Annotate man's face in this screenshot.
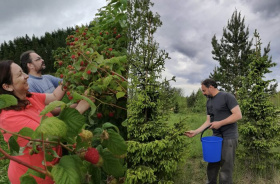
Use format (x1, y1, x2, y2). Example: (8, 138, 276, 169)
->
(201, 84, 213, 98)
(29, 52, 46, 73)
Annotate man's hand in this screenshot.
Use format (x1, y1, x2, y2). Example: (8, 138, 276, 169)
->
(184, 130, 197, 137)
(209, 121, 222, 130)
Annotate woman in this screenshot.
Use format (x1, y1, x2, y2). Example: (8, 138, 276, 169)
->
(0, 60, 90, 184)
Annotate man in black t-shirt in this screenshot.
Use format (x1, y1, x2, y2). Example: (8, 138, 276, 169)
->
(184, 78, 242, 184)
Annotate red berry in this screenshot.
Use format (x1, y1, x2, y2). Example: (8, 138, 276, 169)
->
(87, 70, 91, 75)
(108, 112, 114, 117)
(83, 32, 86, 36)
(58, 61, 63, 66)
(99, 32, 102, 36)
(74, 37, 78, 41)
(80, 61, 84, 66)
(86, 51, 90, 55)
(66, 91, 71, 96)
(68, 95, 73, 100)
(97, 113, 102, 119)
(84, 148, 100, 165)
(73, 143, 76, 149)
(60, 74, 63, 78)
(108, 48, 113, 51)
(71, 55, 76, 59)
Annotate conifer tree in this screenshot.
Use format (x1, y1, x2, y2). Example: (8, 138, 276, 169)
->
(210, 10, 253, 96)
(237, 30, 280, 172)
(126, 0, 187, 183)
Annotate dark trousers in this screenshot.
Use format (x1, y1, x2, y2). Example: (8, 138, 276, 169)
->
(206, 138, 238, 184)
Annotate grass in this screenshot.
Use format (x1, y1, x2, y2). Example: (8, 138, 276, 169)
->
(169, 111, 280, 184)
(0, 134, 9, 184)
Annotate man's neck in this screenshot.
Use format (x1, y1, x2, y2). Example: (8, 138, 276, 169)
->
(212, 89, 220, 97)
(28, 71, 42, 77)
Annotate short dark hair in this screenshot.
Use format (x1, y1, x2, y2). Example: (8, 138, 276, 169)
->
(20, 50, 35, 73)
(0, 60, 32, 111)
(201, 78, 218, 88)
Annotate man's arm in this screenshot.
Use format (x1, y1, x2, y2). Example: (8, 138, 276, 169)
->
(210, 105, 242, 130)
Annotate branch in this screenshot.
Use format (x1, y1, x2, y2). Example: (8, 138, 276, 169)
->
(0, 128, 58, 145)
(0, 147, 50, 177)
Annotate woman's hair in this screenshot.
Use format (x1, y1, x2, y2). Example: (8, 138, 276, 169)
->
(0, 60, 32, 111)
(201, 78, 218, 88)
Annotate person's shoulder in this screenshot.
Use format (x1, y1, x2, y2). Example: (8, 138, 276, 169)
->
(219, 91, 234, 97)
(28, 92, 46, 101)
(43, 74, 60, 80)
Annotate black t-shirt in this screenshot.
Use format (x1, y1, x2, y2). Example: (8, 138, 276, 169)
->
(206, 91, 239, 139)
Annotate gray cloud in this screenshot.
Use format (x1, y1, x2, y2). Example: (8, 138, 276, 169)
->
(243, 0, 280, 18)
(0, 0, 106, 44)
(151, 0, 280, 96)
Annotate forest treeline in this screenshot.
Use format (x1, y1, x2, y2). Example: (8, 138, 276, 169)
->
(0, 27, 76, 73)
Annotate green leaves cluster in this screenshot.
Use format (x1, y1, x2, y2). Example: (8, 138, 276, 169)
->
(53, 0, 128, 124)
(4, 99, 127, 183)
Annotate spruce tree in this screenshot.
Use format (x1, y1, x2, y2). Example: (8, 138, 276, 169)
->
(210, 10, 253, 96)
(237, 30, 280, 173)
(126, 0, 187, 183)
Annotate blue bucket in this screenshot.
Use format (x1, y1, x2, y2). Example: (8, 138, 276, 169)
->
(200, 126, 223, 163)
(201, 136, 223, 162)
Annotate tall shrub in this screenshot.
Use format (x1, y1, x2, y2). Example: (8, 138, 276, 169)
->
(237, 30, 280, 173)
(126, 0, 187, 183)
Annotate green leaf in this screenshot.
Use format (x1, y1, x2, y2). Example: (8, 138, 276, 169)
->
(8, 135, 20, 155)
(35, 117, 67, 138)
(102, 129, 127, 155)
(20, 174, 37, 184)
(45, 148, 60, 162)
(25, 168, 46, 179)
(102, 122, 119, 133)
(72, 92, 97, 116)
(103, 75, 113, 88)
(88, 64, 98, 73)
(0, 94, 17, 109)
(88, 165, 101, 184)
(101, 149, 125, 177)
(95, 52, 104, 63)
(52, 155, 83, 184)
(40, 101, 66, 116)
(116, 91, 125, 99)
(58, 107, 86, 141)
(18, 127, 34, 138)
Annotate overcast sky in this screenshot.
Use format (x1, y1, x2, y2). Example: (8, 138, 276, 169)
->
(152, 0, 280, 96)
(0, 0, 107, 44)
(1, 0, 280, 96)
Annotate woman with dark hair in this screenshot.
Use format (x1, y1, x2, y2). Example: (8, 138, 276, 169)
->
(0, 60, 90, 184)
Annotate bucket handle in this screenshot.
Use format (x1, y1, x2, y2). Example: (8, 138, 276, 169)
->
(200, 125, 211, 141)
